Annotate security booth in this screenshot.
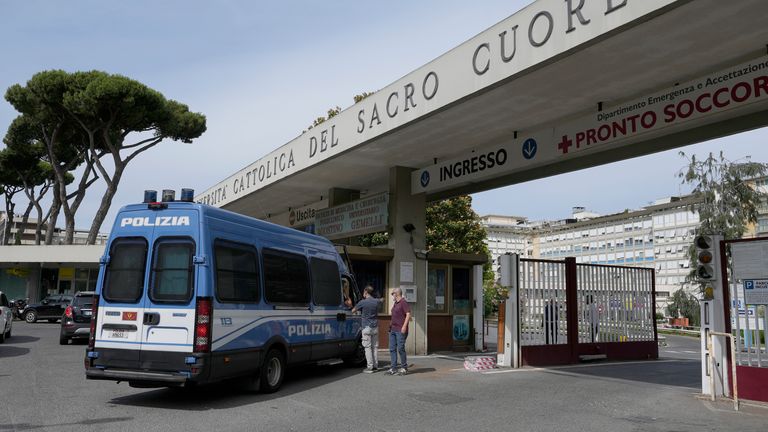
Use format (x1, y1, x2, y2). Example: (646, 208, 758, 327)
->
(340, 245, 486, 353)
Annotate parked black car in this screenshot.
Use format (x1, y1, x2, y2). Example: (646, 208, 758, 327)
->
(23, 295, 74, 323)
(60, 291, 95, 345)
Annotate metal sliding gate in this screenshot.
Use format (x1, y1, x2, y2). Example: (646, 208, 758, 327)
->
(519, 258, 658, 366)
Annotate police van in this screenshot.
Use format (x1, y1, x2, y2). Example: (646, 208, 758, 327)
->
(85, 189, 363, 392)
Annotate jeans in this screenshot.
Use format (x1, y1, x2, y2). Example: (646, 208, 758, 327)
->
(389, 330, 407, 370)
(361, 326, 379, 369)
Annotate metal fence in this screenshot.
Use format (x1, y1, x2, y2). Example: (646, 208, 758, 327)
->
(519, 259, 567, 346)
(519, 259, 655, 347)
(729, 281, 767, 368)
(519, 260, 568, 346)
(575, 264, 655, 343)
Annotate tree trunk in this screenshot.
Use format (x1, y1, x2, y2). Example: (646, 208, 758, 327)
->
(3, 193, 16, 246)
(34, 198, 44, 245)
(87, 165, 124, 245)
(45, 191, 61, 245)
(15, 201, 34, 245)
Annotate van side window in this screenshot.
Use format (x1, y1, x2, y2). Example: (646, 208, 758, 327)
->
(215, 241, 260, 303)
(310, 258, 341, 306)
(263, 249, 309, 305)
(150, 238, 195, 303)
(103, 238, 148, 303)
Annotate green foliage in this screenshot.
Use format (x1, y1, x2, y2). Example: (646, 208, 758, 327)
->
(427, 195, 494, 284)
(483, 279, 508, 317)
(427, 195, 489, 254)
(666, 288, 700, 326)
(353, 92, 374, 103)
(679, 151, 768, 239)
(358, 231, 388, 247)
(678, 151, 768, 289)
(307, 91, 374, 131)
(4, 69, 207, 244)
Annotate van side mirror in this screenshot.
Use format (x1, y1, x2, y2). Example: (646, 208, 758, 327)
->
(42, 299, 49, 305)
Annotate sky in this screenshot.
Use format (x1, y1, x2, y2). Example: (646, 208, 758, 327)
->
(1, 0, 767, 232)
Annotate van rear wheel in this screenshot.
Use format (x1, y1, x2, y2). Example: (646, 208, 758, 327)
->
(259, 349, 285, 393)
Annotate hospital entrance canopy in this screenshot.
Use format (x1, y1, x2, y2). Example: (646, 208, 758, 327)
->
(198, 0, 768, 219)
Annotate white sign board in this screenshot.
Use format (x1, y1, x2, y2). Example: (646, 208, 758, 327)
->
(400, 261, 414, 283)
(315, 193, 389, 240)
(743, 279, 768, 305)
(197, 0, 679, 207)
(731, 240, 768, 280)
(413, 56, 768, 194)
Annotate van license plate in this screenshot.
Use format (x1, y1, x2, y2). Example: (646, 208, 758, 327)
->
(111, 330, 127, 339)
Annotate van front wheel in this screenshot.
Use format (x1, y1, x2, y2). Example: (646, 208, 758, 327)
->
(260, 349, 285, 393)
(343, 338, 366, 367)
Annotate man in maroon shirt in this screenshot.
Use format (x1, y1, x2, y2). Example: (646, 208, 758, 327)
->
(387, 287, 411, 375)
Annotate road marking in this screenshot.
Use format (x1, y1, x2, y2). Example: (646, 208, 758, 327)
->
(683, 350, 698, 354)
(665, 350, 680, 353)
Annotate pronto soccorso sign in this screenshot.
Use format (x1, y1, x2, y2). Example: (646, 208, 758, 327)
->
(197, 0, 678, 207)
(413, 56, 768, 194)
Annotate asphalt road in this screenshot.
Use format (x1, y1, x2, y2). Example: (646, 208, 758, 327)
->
(1, 323, 766, 432)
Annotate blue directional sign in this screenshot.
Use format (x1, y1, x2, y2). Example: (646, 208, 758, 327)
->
(522, 138, 537, 160)
(420, 170, 430, 187)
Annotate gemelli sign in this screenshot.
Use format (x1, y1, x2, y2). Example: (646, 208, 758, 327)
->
(197, 0, 678, 207)
(315, 193, 389, 240)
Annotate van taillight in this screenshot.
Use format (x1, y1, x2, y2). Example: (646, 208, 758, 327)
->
(88, 296, 99, 350)
(194, 297, 212, 353)
(64, 306, 73, 318)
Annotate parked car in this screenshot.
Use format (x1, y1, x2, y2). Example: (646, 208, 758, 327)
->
(60, 291, 95, 345)
(0, 291, 13, 343)
(23, 294, 74, 323)
(10, 298, 28, 320)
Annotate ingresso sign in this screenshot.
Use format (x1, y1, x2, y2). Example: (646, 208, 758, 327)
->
(196, 0, 678, 207)
(412, 56, 768, 194)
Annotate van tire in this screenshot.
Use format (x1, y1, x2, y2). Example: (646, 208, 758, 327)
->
(59, 334, 69, 345)
(0, 330, 5, 343)
(259, 349, 285, 393)
(343, 338, 366, 367)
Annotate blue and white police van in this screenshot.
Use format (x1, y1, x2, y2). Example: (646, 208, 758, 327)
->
(85, 189, 363, 392)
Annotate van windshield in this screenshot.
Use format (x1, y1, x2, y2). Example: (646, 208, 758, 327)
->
(103, 238, 148, 303)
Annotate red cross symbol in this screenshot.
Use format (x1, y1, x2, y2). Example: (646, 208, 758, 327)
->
(558, 135, 573, 154)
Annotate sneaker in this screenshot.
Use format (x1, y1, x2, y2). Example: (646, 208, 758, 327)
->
(385, 368, 397, 375)
(397, 368, 408, 376)
(363, 367, 375, 374)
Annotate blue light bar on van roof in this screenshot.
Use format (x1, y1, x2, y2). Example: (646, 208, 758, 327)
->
(162, 189, 175, 202)
(180, 188, 195, 202)
(143, 190, 157, 203)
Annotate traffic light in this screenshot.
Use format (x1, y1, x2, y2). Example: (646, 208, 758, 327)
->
(694, 234, 722, 282)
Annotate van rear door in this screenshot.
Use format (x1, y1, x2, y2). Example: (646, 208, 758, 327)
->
(95, 236, 151, 368)
(139, 232, 197, 370)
